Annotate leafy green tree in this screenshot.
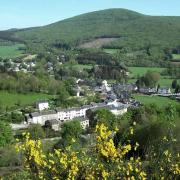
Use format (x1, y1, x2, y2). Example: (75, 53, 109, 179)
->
(54, 120, 83, 149)
(56, 85, 70, 107)
(0, 121, 13, 147)
(175, 84, 180, 93)
(28, 124, 45, 140)
(61, 120, 83, 142)
(11, 112, 24, 123)
(136, 71, 160, 88)
(172, 79, 177, 89)
(144, 71, 160, 87)
(87, 109, 117, 130)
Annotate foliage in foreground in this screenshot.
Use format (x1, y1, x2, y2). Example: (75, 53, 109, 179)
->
(13, 123, 180, 180)
(0, 121, 13, 147)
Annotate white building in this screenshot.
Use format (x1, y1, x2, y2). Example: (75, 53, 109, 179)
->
(102, 80, 111, 92)
(158, 87, 171, 94)
(76, 86, 81, 97)
(109, 105, 128, 116)
(45, 120, 60, 131)
(26, 110, 58, 126)
(26, 102, 127, 130)
(72, 117, 89, 130)
(80, 118, 89, 129)
(36, 100, 49, 111)
(139, 87, 157, 94)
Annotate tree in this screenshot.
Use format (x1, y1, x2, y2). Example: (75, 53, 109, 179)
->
(0, 121, 13, 147)
(136, 71, 160, 88)
(61, 120, 83, 146)
(54, 120, 83, 149)
(56, 85, 70, 107)
(87, 109, 117, 130)
(172, 80, 177, 89)
(175, 84, 180, 93)
(28, 124, 45, 140)
(144, 71, 160, 87)
(11, 112, 24, 123)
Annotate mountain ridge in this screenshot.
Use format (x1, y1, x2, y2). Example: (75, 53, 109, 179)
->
(1, 8, 180, 52)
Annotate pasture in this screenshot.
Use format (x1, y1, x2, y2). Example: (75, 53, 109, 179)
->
(129, 78, 177, 87)
(128, 67, 165, 78)
(133, 94, 179, 107)
(103, 48, 119, 54)
(0, 91, 52, 110)
(71, 64, 93, 70)
(172, 54, 180, 61)
(0, 44, 25, 59)
(128, 66, 175, 87)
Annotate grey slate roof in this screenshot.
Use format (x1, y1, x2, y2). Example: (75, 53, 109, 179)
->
(30, 110, 57, 117)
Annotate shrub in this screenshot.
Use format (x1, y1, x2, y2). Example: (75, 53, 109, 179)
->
(15, 124, 179, 179)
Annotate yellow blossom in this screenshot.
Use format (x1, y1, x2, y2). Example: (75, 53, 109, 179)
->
(102, 170, 109, 179)
(130, 127, 134, 135)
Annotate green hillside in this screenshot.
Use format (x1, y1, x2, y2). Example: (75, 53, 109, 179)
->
(12, 8, 180, 49)
(0, 8, 180, 66)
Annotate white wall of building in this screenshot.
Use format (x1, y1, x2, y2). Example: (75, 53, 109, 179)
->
(37, 102, 49, 111)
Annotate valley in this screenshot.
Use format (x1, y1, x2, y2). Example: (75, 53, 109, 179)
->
(0, 7, 179, 179)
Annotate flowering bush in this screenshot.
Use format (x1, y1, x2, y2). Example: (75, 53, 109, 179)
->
(15, 124, 180, 180)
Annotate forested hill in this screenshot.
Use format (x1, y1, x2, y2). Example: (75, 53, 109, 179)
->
(3, 8, 180, 51)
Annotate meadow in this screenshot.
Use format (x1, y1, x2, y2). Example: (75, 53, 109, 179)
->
(70, 64, 93, 70)
(172, 54, 180, 61)
(128, 66, 176, 87)
(0, 91, 52, 110)
(128, 67, 165, 77)
(133, 94, 179, 107)
(103, 48, 119, 54)
(0, 44, 25, 59)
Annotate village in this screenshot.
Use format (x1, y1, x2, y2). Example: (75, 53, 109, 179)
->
(11, 78, 179, 132)
(0, 2, 180, 178)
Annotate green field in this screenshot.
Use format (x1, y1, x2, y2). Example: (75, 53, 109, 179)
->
(103, 48, 119, 54)
(0, 44, 25, 58)
(128, 67, 165, 78)
(172, 54, 180, 61)
(128, 67, 175, 87)
(63, 64, 92, 71)
(158, 78, 179, 87)
(133, 94, 179, 107)
(69, 64, 93, 70)
(129, 78, 178, 87)
(0, 91, 52, 109)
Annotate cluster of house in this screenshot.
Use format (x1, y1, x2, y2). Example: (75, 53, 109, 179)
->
(0, 53, 64, 74)
(139, 87, 171, 94)
(25, 80, 172, 132)
(94, 81, 140, 106)
(0, 59, 36, 73)
(25, 99, 128, 131)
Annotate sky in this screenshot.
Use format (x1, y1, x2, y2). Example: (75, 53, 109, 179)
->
(0, 0, 180, 30)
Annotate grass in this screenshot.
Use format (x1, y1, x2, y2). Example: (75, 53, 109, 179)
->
(70, 64, 92, 70)
(103, 48, 119, 54)
(0, 44, 25, 59)
(65, 64, 92, 71)
(128, 66, 175, 87)
(158, 78, 178, 87)
(128, 78, 177, 87)
(172, 54, 180, 61)
(128, 67, 165, 78)
(133, 94, 179, 107)
(0, 91, 52, 109)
